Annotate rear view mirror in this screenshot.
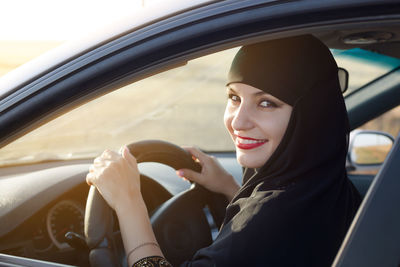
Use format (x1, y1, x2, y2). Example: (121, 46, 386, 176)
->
(349, 130, 394, 166)
(338, 67, 349, 93)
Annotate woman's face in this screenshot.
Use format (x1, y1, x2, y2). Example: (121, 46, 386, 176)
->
(224, 83, 293, 168)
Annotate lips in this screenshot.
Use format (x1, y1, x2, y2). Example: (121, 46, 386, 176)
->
(235, 135, 268, 150)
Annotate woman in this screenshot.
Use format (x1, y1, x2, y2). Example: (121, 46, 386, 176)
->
(86, 35, 361, 266)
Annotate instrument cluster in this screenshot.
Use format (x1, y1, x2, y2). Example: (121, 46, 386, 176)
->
(30, 199, 85, 253)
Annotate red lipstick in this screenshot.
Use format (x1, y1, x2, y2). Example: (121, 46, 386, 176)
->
(235, 135, 267, 150)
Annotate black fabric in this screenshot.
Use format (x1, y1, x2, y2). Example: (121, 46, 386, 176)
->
(227, 35, 337, 106)
(181, 35, 361, 267)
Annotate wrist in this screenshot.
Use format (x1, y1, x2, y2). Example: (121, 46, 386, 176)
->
(115, 193, 146, 216)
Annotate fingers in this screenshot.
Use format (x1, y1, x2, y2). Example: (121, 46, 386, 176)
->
(87, 161, 107, 186)
(87, 148, 125, 186)
(183, 146, 205, 158)
(182, 146, 210, 165)
(86, 171, 95, 186)
(121, 146, 138, 169)
(176, 168, 201, 183)
(101, 149, 119, 160)
(93, 148, 134, 166)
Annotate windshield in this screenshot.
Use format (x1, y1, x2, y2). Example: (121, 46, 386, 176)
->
(1, 47, 400, 167)
(332, 48, 400, 94)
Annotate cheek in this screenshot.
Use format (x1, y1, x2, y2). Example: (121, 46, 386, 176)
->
(273, 120, 289, 142)
(271, 109, 292, 143)
(223, 107, 233, 133)
(258, 110, 291, 142)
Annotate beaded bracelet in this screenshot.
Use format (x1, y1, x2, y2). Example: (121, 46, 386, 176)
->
(127, 242, 160, 262)
(132, 256, 172, 267)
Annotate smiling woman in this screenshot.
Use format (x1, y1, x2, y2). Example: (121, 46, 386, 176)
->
(224, 84, 292, 168)
(0, 45, 398, 167)
(1, 1, 400, 266)
(86, 35, 362, 267)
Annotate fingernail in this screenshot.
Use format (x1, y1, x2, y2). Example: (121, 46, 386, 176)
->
(176, 170, 183, 177)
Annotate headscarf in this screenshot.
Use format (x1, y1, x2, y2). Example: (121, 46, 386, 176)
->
(183, 35, 361, 266)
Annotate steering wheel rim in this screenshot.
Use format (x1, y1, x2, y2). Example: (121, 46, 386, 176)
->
(84, 140, 227, 267)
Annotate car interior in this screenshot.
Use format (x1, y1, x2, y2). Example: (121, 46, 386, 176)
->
(0, 4, 399, 266)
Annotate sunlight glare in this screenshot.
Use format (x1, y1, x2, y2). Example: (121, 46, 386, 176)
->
(0, 0, 143, 41)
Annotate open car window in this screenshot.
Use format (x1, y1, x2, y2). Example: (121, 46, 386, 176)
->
(0, 48, 239, 167)
(1, 47, 400, 167)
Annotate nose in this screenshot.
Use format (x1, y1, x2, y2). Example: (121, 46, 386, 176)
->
(231, 104, 253, 131)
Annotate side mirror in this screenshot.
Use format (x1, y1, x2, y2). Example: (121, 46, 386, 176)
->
(338, 67, 349, 93)
(348, 130, 394, 168)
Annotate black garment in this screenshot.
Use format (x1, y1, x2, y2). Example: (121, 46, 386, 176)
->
(181, 35, 361, 266)
(227, 35, 338, 106)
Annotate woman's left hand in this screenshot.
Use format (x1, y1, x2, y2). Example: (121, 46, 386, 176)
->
(86, 146, 141, 211)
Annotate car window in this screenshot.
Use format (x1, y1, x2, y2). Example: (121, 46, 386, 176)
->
(348, 106, 400, 175)
(332, 48, 400, 95)
(0, 48, 239, 166)
(0, 47, 399, 167)
(357, 105, 400, 138)
(348, 105, 399, 175)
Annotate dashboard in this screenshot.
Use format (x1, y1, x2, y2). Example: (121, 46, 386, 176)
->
(0, 179, 175, 266)
(0, 155, 242, 266)
(0, 153, 372, 267)
(0, 182, 89, 266)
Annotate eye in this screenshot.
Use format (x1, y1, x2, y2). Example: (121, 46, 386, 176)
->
(228, 93, 241, 103)
(259, 99, 277, 108)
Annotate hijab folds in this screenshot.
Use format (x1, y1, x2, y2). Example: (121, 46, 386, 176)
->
(184, 35, 361, 267)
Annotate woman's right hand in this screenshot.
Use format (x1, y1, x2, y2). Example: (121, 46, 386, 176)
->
(177, 146, 240, 201)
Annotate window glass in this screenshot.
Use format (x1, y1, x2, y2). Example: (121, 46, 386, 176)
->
(358, 105, 400, 138)
(0, 48, 239, 166)
(333, 48, 400, 94)
(1, 47, 399, 167)
(348, 105, 399, 175)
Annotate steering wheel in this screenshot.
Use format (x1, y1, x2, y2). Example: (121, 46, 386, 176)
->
(84, 140, 227, 267)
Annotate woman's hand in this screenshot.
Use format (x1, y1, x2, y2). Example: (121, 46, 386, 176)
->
(177, 146, 240, 201)
(86, 146, 141, 211)
(86, 146, 164, 265)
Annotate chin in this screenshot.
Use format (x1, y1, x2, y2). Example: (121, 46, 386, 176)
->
(236, 153, 267, 169)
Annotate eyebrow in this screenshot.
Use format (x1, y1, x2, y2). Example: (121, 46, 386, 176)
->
(226, 86, 286, 106)
(227, 87, 269, 97)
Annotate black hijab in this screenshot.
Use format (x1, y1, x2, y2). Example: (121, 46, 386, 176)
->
(183, 35, 361, 266)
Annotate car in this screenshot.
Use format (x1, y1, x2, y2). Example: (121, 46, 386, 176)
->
(0, 0, 399, 266)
